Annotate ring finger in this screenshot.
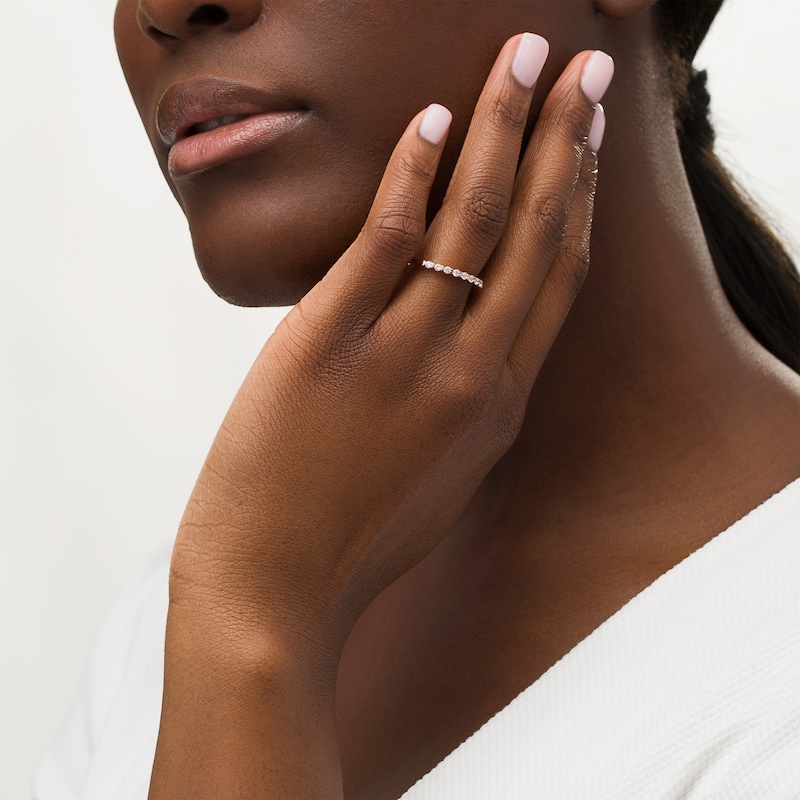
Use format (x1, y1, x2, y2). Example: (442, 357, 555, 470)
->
(393, 32, 549, 317)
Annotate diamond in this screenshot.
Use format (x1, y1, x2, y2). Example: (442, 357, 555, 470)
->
(443, 267, 452, 275)
(434, 263, 443, 271)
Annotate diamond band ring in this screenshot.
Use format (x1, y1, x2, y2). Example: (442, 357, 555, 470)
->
(416, 259, 484, 289)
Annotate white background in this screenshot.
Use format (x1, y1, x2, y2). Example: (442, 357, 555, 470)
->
(1, 0, 798, 797)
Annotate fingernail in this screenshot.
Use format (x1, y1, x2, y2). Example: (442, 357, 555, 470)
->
(588, 103, 606, 152)
(419, 103, 453, 146)
(511, 33, 550, 89)
(581, 51, 614, 104)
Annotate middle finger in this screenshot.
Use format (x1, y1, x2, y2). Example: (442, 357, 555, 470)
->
(394, 32, 549, 316)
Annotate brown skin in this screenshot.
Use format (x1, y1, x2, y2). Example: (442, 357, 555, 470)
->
(114, 1, 800, 798)
(116, 0, 599, 304)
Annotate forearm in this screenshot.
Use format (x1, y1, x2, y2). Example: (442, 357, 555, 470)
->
(149, 599, 343, 799)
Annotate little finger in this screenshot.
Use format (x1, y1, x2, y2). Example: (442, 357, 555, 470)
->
(505, 129, 601, 397)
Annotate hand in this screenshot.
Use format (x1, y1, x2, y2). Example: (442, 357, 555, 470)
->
(152, 34, 613, 798)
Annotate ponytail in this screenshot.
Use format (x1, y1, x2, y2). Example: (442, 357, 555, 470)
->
(657, 0, 800, 372)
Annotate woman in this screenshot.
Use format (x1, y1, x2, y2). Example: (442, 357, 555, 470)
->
(35, 0, 800, 798)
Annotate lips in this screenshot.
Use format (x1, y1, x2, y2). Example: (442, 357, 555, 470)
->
(156, 77, 309, 177)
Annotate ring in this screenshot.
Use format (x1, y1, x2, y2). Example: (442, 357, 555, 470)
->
(414, 259, 484, 289)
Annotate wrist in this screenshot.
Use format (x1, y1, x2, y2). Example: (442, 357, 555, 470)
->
(152, 600, 343, 798)
(166, 565, 346, 691)
(170, 507, 377, 660)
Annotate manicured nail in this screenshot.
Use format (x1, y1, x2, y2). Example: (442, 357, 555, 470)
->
(581, 51, 614, 104)
(419, 103, 453, 145)
(588, 103, 606, 152)
(511, 33, 549, 89)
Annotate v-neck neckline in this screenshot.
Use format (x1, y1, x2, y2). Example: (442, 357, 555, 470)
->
(400, 477, 800, 799)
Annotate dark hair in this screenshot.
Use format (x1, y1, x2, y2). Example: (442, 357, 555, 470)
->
(656, 0, 799, 372)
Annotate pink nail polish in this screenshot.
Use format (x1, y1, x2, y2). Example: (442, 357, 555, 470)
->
(581, 51, 614, 104)
(588, 103, 606, 152)
(511, 33, 549, 89)
(419, 104, 452, 146)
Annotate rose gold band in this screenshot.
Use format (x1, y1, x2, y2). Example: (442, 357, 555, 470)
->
(417, 259, 484, 289)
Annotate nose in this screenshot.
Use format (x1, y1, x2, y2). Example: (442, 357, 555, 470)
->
(137, 0, 262, 43)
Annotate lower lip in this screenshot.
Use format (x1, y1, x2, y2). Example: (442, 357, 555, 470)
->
(168, 110, 308, 178)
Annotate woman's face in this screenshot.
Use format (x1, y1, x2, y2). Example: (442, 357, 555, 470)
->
(115, 1, 595, 305)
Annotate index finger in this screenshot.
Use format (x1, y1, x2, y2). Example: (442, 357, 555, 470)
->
(317, 104, 452, 327)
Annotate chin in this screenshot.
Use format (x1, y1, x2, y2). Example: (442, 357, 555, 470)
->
(192, 232, 334, 307)
(184, 180, 368, 308)
(194, 247, 312, 308)
(200, 270, 315, 308)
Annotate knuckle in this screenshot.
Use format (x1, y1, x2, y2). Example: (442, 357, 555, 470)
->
(459, 184, 509, 244)
(561, 99, 594, 143)
(277, 302, 332, 364)
(393, 146, 437, 185)
(489, 90, 531, 132)
(537, 95, 593, 157)
(554, 236, 590, 304)
(431, 358, 495, 419)
(370, 206, 424, 259)
(561, 235, 591, 296)
(533, 192, 571, 256)
(567, 246, 589, 299)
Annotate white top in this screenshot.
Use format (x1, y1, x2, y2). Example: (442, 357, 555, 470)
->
(35, 478, 800, 799)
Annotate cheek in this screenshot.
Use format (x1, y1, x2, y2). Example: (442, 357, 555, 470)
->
(179, 131, 385, 306)
(114, 0, 143, 91)
(114, 0, 163, 137)
(110, 0, 580, 307)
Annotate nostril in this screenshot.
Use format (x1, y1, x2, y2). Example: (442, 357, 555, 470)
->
(144, 23, 178, 44)
(187, 4, 230, 26)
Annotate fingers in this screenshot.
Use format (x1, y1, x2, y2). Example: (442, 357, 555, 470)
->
(402, 33, 549, 316)
(309, 37, 612, 364)
(470, 50, 613, 337)
(505, 138, 600, 395)
(318, 104, 452, 326)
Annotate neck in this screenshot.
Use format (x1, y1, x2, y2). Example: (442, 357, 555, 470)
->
(474, 34, 800, 539)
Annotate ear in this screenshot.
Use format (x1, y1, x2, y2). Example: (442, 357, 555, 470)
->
(594, 0, 656, 19)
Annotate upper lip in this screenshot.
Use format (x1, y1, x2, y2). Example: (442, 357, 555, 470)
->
(156, 77, 305, 147)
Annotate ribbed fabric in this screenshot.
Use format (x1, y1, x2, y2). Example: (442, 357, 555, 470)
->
(34, 479, 800, 800)
(33, 540, 170, 800)
(401, 478, 800, 799)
